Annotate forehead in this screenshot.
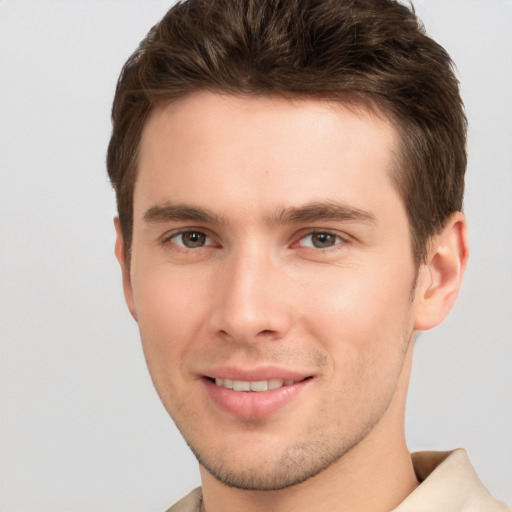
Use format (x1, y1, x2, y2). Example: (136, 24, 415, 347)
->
(135, 92, 401, 220)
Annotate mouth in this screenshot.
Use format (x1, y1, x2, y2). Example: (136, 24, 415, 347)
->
(208, 376, 312, 392)
(202, 374, 313, 418)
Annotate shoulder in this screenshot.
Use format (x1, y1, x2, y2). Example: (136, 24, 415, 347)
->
(165, 487, 203, 512)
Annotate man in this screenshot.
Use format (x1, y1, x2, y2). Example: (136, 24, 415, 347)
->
(107, 0, 511, 510)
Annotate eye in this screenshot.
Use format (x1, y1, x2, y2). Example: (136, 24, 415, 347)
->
(298, 231, 344, 249)
(169, 230, 212, 249)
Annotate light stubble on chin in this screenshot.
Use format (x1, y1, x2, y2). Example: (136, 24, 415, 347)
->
(166, 278, 419, 491)
(192, 428, 365, 491)
(186, 336, 415, 491)
(182, 382, 395, 492)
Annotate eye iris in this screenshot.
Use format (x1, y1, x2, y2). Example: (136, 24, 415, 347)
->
(312, 232, 336, 248)
(182, 232, 206, 248)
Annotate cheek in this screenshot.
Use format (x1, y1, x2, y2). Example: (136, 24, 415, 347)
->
(131, 266, 210, 372)
(301, 264, 415, 371)
(299, 269, 415, 427)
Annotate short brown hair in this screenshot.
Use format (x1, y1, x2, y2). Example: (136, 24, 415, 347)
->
(107, 0, 466, 264)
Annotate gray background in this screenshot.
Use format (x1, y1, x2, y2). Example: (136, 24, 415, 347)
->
(0, 1, 511, 510)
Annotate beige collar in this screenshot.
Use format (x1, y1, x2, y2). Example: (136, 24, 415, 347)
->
(169, 449, 510, 512)
(392, 449, 510, 511)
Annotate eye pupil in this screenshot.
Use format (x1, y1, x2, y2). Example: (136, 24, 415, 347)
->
(182, 232, 206, 248)
(312, 232, 335, 248)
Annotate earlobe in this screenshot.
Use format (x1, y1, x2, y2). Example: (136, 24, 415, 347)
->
(414, 212, 469, 331)
(114, 218, 138, 322)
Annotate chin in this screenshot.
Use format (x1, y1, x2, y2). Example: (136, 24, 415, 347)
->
(187, 430, 358, 491)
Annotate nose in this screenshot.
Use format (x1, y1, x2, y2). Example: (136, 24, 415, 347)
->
(209, 245, 293, 344)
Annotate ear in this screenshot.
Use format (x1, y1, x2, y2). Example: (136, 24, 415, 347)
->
(414, 212, 469, 331)
(114, 218, 138, 321)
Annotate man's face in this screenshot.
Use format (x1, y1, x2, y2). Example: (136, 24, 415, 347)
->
(122, 93, 422, 490)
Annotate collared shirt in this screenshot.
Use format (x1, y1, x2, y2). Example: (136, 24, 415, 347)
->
(167, 449, 511, 512)
(393, 449, 511, 511)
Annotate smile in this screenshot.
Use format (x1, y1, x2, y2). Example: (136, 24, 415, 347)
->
(204, 375, 312, 418)
(214, 377, 302, 392)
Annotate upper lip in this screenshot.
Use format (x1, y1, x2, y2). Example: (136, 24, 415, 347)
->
(200, 365, 314, 382)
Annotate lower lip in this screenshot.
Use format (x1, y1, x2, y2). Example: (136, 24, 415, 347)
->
(203, 378, 311, 419)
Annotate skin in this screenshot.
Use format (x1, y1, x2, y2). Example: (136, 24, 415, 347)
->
(115, 92, 468, 512)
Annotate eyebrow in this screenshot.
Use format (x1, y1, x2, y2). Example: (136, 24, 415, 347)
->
(267, 201, 377, 226)
(143, 200, 376, 226)
(144, 203, 224, 224)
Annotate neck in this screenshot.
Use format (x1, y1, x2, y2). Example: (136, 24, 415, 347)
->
(200, 341, 418, 512)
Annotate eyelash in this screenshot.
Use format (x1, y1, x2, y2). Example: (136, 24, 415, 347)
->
(161, 229, 348, 251)
(296, 230, 347, 250)
(161, 230, 215, 249)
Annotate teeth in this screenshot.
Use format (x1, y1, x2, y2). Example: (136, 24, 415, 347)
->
(213, 377, 298, 392)
(233, 380, 251, 391)
(268, 378, 284, 390)
(250, 380, 268, 392)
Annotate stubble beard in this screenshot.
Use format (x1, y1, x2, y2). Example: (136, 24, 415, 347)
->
(165, 276, 419, 492)
(181, 341, 415, 490)
(189, 427, 375, 491)
(176, 383, 398, 492)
